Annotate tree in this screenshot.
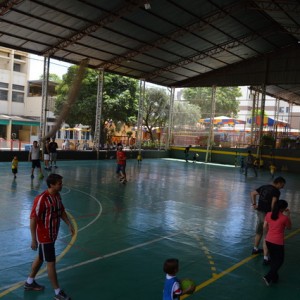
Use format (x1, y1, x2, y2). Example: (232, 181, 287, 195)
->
(183, 86, 242, 118)
(173, 101, 202, 128)
(55, 66, 138, 143)
(39, 73, 62, 83)
(143, 88, 169, 142)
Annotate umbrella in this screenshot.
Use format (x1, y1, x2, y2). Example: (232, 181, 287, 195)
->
(199, 116, 246, 125)
(247, 116, 289, 127)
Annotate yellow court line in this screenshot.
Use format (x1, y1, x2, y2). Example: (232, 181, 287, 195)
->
(181, 227, 300, 299)
(0, 211, 77, 298)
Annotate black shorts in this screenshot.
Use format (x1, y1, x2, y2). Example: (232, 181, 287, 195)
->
(12, 168, 18, 174)
(32, 159, 41, 169)
(38, 242, 56, 262)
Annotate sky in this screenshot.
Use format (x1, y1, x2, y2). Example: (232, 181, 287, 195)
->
(27, 55, 267, 103)
(29, 54, 71, 80)
(28, 54, 164, 90)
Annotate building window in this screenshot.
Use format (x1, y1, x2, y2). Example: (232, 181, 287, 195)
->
(12, 84, 24, 91)
(0, 82, 9, 88)
(12, 91, 24, 103)
(286, 107, 289, 113)
(279, 107, 284, 113)
(13, 63, 21, 72)
(14, 54, 22, 60)
(0, 90, 8, 100)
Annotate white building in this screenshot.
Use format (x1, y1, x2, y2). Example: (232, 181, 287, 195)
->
(0, 47, 40, 143)
(238, 86, 300, 130)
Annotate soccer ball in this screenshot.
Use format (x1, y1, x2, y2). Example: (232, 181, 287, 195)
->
(181, 278, 195, 293)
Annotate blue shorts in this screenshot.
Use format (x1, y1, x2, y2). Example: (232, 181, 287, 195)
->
(116, 164, 126, 174)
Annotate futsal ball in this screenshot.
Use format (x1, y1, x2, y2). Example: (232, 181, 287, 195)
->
(181, 278, 195, 293)
(196, 153, 199, 157)
(38, 173, 44, 180)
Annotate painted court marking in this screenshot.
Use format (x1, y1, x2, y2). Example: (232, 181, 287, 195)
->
(181, 227, 300, 299)
(1, 219, 299, 298)
(0, 212, 78, 298)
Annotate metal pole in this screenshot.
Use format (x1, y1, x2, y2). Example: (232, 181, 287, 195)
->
(40, 55, 50, 142)
(94, 68, 104, 160)
(250, 89, 256, 145)
(136, 79, 145, 151)
(257, 83, 266, 158)
(205, 85, 216, 163)
(166, 87, 175, 150)
(288, 102, 293, 133)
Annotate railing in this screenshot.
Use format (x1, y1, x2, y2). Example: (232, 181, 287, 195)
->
(0, 139, 31, 151)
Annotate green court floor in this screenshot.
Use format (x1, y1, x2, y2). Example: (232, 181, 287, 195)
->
(0, 158, 299, 300)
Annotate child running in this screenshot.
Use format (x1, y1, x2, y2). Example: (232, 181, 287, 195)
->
(12, 155, 18, 179)
(137, 152, 142, 165)
(116, 144, 127, 183)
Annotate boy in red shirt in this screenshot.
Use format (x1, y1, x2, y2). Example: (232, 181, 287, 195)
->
(116, 144, 127, 183)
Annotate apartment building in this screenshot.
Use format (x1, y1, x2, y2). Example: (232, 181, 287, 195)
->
(238, 86, 300, 130)
(0, 47, 40, 142)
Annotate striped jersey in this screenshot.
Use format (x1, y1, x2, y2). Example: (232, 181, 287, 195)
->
(30, 190, 65, 243)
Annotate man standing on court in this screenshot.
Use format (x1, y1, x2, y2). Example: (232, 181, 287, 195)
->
(24, 174, 75, 300)
(250, 176, 286, 265)
(184, 145, 191, 162)
(44, 137, 51, 170)
(29, 141, 44, 179)
(49, 137, 59, 168)
(245, 150, 257, 177)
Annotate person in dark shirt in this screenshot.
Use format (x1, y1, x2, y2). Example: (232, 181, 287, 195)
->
(250, 177, 286, 265)
(49, 138, 59, 169)
(245, 150, 257, 177)
(184, 145, 191, 162)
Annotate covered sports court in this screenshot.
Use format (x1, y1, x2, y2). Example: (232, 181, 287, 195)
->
(0, 158, 300, 299)
(0, 1, 300, 299)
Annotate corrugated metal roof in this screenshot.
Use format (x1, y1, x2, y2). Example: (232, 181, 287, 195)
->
(0, 0, 300, 103)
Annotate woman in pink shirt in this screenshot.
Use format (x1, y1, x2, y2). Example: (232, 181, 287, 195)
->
(263, 200, 292, 286)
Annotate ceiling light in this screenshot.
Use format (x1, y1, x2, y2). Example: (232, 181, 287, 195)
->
(144, 1, 151, 10)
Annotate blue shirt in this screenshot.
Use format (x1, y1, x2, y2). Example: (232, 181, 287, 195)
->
(163, 275, 181, 300)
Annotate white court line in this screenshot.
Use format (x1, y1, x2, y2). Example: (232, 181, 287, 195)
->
(42, 233, 178, 276)
(0, 186, 102, 273)
(0, 233, 178, 292)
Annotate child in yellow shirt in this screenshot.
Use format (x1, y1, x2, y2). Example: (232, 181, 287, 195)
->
(270, 163, 276, 179)
(137, 152, 142, 164)
(12, 155, 18, 179)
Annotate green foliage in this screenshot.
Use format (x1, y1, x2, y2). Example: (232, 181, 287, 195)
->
(143, 88, 169, 141)
(261, 134, 275, 146)
(126, 131, 133, 138)
(280, 137, 294, 148)
(55, 67, 138, 133)
(183, 86, 241, 118)
(173, 101, 202, 127)
(39, 73, 62, 83)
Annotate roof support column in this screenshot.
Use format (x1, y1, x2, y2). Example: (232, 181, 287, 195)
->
(205, 85, 216, 163)
(136, 79, 145, 151)
(94, 68, 104, 160)
(273, 98, 280, 146)
(249, 89, 258, 145)
(257, 84, 266, 158)
(287, 102, 293, 133)
(166, 87, 175, 150)
(40, 55, 50, 143)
